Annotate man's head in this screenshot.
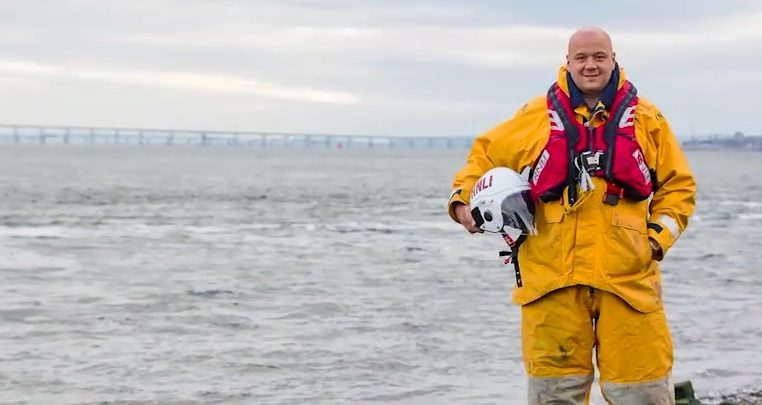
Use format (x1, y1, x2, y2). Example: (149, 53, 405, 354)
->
(566, 27, 616, 96)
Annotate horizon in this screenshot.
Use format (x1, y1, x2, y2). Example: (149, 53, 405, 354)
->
(1, 123, 758, 146)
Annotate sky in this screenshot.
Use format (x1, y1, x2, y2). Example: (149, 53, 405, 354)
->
(0, 0, 760, 138)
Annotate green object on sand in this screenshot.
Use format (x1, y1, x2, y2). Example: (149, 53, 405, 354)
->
(675, 380, 703, 405)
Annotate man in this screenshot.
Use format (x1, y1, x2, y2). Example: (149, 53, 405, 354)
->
(447, 27, 696, 404)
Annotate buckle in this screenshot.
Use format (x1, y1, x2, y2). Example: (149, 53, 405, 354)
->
(603, 193, 620, 205)
(577, 150, 605, 172)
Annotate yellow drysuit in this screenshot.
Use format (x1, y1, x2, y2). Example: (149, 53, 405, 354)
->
(448, 65, 696, 404)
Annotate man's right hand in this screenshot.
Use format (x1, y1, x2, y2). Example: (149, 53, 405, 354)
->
(454, 202, 482, 233)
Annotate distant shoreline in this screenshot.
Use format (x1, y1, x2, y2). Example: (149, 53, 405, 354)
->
(682, 136, 762, 152)
(682, 144, 762, 152)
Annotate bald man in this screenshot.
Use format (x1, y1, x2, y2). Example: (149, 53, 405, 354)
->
(447, 27, 696, 404)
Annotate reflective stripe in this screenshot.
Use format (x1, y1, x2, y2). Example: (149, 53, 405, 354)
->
(659, 215, 681, 241)
(602, 375, 675, 405)
(528, 374, 593, 405)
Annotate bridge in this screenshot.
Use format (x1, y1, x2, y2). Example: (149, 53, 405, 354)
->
(0, 124, 476, 149)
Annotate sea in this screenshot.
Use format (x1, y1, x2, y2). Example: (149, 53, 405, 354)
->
(0, 146, 760, 405)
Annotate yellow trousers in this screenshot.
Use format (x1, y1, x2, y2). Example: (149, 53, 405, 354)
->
(522, 285, 675, 404)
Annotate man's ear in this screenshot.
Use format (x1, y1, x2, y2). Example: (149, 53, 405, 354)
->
(565, 54, 570, 66)
(612, 51, 617, 63)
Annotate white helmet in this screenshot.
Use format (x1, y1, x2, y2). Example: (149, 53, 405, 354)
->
(469, 167, 536, 235)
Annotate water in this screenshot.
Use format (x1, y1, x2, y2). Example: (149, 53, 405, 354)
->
(0, 146, 760, 404)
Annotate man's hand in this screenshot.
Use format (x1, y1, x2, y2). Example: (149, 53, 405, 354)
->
(649, 238, 663, 261)
(454, 202, 482, 233)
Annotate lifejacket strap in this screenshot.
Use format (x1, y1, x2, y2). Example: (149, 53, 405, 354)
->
(603, 84, 638, 179)
(547, 84, 580, 206)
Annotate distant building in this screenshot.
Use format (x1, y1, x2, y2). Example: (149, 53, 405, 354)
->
(682, 131, 762, 151)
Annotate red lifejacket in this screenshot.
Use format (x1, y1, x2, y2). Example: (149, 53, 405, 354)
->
(529, 81, 654, 206)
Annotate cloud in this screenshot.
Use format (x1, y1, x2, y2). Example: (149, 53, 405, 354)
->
(613, 11, 762, 53)
(104, 10, 762, 72)
(0, 1, 760, 134)
(0, 59, 358, 104)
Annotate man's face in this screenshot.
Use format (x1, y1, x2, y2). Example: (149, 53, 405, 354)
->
(566, 33, 616, 95)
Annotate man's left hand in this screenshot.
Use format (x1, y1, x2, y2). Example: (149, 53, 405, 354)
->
(649, 238, 663, 261)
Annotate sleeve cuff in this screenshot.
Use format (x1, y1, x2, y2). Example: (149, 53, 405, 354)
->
(448, 188, 467, 223)
(647, 215, 681, 260)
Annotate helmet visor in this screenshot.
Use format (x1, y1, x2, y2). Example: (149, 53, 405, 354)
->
(500, 190, 537, 235)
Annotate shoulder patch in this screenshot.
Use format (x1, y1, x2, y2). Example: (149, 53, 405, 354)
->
(635, 96, 664, 121)
(518, 95, 548, 115)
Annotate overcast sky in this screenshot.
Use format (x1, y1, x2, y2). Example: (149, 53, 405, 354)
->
(0, 0, 760, 138)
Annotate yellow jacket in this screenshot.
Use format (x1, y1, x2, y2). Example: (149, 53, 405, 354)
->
(448, 65, 696, 313)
